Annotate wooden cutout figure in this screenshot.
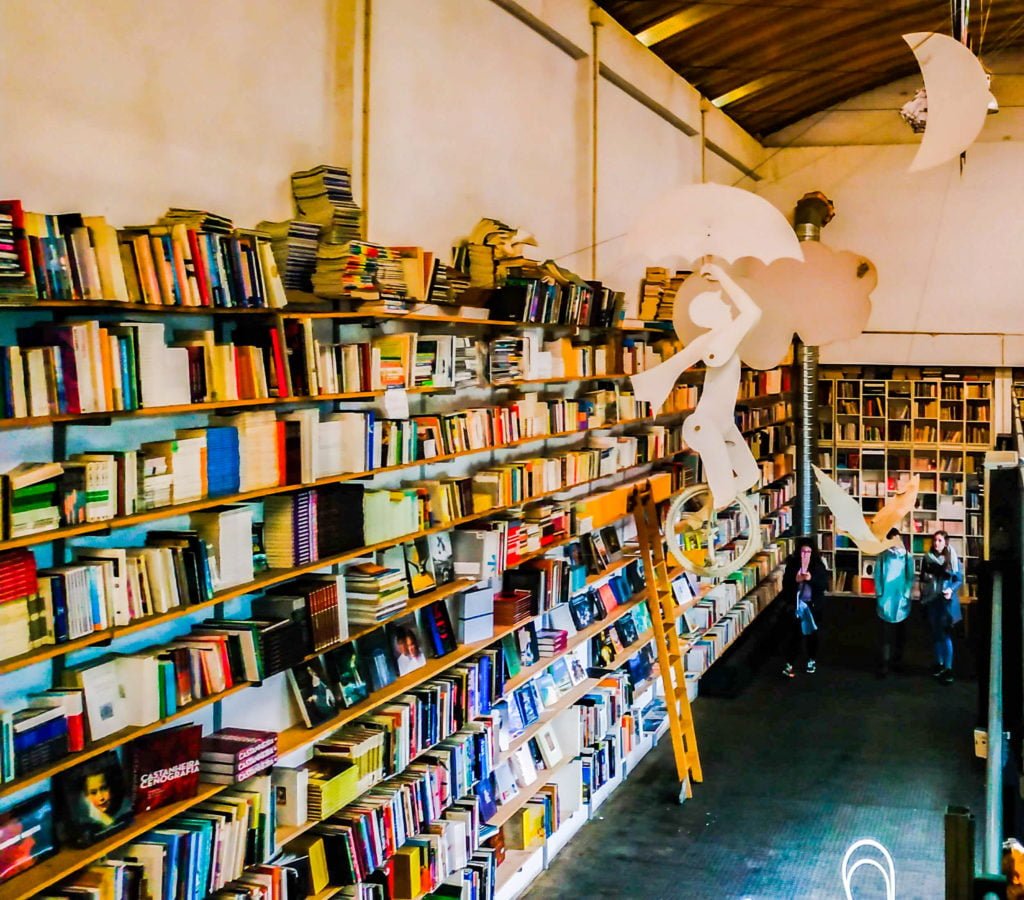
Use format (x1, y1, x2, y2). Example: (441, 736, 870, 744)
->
(814, 465, 920, 555)
(632, 262, 761, 510)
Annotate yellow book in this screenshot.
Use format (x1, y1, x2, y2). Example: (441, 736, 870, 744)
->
(392, 845, 422, 899)
(83, 215, 130, 302)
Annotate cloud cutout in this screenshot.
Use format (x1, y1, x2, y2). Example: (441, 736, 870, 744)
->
(670, 242, 877, 370)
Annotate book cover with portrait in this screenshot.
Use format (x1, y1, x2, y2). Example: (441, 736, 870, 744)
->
(52, 750, 134, 848)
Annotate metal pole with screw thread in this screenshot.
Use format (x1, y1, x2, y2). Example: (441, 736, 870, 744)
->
(793, 192, 834, 537)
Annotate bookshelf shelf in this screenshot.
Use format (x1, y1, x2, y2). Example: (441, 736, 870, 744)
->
(487, 756, 575, 829)
(0, 210, 799, 899)
(3, 780, 230, 900)
(0, 682, 250, 804)
(0, 298, 283, 316)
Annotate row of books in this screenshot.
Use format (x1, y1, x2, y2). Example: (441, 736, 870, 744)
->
(0, 200, 287, 308)
(0, 529, 219, 660)
(0, 407, 684, 547)
(734, 399, 792, 433)
(487, 335, 624, 385)
(737, 365, 790, 399)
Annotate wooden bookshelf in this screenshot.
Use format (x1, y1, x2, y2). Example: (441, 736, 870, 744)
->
(817, 368, 991, 597)
(0, 268, 799, 898)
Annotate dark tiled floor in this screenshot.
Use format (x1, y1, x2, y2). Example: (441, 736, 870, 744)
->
(524, 596, 985, 900)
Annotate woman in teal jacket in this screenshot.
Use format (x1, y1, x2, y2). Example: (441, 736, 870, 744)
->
(874, 528, 915, 678)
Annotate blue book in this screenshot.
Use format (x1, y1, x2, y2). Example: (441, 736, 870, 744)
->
(48, 574, 68, 643)
(173, 817, 215, 900)
(144, 828, 185, 900)
(204, 234, 224, 307)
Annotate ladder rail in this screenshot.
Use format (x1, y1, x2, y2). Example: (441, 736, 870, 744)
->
(632, 486, 703, 800)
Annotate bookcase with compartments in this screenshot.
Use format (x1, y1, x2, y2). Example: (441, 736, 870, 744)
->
(0, 200, 797, 900)
(816, 367, 993, 598)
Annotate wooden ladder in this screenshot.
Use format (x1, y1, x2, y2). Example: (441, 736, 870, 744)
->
(631, 484, 703, 803)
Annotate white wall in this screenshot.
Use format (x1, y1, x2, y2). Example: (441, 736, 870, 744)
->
(366, 0, 590, 271)
(0, 0, 337, 225)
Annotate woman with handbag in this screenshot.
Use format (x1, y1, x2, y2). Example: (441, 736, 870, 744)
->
(919, 529, 964, 685)
(782, 538, 830, 678)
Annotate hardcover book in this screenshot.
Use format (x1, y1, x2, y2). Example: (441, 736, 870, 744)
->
(127, 722, 202, 813)
(52, 750, 134, 848)
(0, 793, 56, 885)
(358, 629, 398, 692)
(387, 612, 427, 677)
(288, 658, 340, 726)
(323, 644, 370, 708)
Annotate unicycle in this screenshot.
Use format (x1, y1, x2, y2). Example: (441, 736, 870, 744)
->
(662, 483, 762, 579)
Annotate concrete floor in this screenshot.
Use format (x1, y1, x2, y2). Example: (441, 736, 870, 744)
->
(524, 596, 986, 900)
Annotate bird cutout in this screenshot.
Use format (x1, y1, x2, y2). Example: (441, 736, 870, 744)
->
(903, 32, 995, 172)
(813, 466, 920, 555)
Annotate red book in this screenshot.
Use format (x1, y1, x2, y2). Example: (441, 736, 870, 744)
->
(127, 723, 202, 813)
(267, 326, 289, 398)
(184, 229, 211, 307)
(201, 727, 277, 764)
(276, 421, 287, 486)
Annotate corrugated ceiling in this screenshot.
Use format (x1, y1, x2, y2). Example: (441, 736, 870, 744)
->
(596, 0, 1024, 137)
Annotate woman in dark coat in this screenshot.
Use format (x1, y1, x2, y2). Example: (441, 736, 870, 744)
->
(782, 538, 830, 677)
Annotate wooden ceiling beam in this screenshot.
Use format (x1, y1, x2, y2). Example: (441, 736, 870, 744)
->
(636, 4, 730, 47)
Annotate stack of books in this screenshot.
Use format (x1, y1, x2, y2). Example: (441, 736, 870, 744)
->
(2, 461, 63, 538)
(290, 164, 362, 245)
(0, 549, 47, 660)
(255, 218, 321, 292)
(536, 629, 569, 658)
(344, 562, 410, 624)
(199, 727, 278, 784)
(0, 200, 28, 292)
(158, 207, 234, 234)
(493, 589, 533, 626)
(263, 490, 318, 569)
(488, 336, 527, 383)
(311, 240, 402, 301)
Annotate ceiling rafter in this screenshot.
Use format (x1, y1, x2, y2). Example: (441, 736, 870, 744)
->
(597, 0, 1024, 136)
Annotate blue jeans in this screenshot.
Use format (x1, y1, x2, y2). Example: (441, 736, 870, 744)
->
(924, 598, 954, 669)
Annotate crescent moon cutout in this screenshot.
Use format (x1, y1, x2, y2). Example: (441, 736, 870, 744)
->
(904, 32, 994, 172)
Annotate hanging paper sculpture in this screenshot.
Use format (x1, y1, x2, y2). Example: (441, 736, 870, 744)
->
(903, 32, 995, 172)
(814, 466, 920, 555)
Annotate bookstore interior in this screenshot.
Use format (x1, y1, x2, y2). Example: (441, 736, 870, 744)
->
(1, 2, 1023, 898)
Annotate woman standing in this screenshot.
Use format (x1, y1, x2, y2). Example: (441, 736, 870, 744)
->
(920, 529, 964, 685)
(874, 528, 915, 677)
(782, 539, 830, 678)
